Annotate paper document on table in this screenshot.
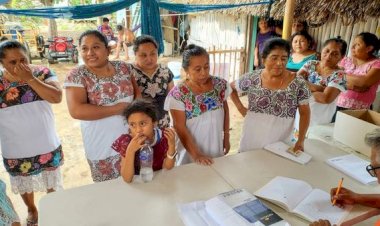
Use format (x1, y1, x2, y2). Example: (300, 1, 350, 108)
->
(255, 176, 351, 225)
(264, 141, 312, 165)
(178, 189, 289, 226)
(326, 154, 377, 185)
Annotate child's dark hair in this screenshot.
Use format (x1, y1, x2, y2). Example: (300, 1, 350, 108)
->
(322, 36, 348, 56)
(102, 17, 110, 23)
(123, 99, 159, 122)
(357, 32, 380, 56)
(182, 44, 209, 70)
(78, 30, 108, 47)
(133, 35, 158, 53)
(0, 40, 28, 61)
(290, 31, 313, 49)
(116, 24, 124, 32)
(261, 38, 291, 59)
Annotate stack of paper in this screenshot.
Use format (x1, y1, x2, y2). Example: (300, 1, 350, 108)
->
(178, 189, 289, 226)
(326, 154, 377, 185)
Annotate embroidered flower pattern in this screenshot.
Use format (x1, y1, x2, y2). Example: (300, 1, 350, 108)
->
(238, 70, 310, 118)
(168, 76, 227, 120)
(64, 61, 134, 106)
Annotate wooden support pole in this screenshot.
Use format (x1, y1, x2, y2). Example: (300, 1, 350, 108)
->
(282, 0, 296, 40)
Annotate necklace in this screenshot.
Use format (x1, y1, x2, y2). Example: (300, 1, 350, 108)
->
(262, 73, 285, 89)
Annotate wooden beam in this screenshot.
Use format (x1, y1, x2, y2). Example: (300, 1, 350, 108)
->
(282, 0, 296, 40)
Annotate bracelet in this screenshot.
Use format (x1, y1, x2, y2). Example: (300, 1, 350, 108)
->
(166, 151, 177, 160)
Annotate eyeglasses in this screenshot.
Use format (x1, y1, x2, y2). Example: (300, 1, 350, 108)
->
(366, 164, 380, 177)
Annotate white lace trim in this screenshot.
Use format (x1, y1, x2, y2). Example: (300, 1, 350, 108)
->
(9, 167, 63, 194)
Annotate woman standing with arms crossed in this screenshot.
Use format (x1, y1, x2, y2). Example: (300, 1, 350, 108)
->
(231, 38, 311, 152)
(165, 44, 230, 165)
(336, 32, 380, 112)
(65, 30, 140, 182)
(0, 40, 63, 225)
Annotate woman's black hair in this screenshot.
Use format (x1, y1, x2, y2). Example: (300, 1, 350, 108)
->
(123, 99, 159, 122)
(357, 32, 380, 56)
(322, 36, 348, 56)
(0, 40, 27, 61)
(261, 38, 291, 59)
(182, 44, 209, 70)
(133, 35, 158, 53)
(78, 30, 108, 47)
(290, 31, 313, 49)
(102, 17, 109, 23)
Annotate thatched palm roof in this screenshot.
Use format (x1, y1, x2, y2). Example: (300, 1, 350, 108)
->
(171, 0, 380, 26)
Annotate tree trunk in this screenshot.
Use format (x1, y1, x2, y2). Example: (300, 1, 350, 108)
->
(42, 0, 58, 37)
(97, 0, 104, 26)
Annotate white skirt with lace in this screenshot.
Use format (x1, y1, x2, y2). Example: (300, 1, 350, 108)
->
(9, 167, 63, 194)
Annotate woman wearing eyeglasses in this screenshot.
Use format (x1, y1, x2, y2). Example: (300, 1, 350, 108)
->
(329, 128, 380, 209)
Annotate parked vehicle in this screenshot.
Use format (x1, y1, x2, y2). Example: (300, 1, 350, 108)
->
(45, 36, 79, 64)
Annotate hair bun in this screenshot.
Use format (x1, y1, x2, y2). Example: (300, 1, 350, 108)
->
(337, 36, 342, 40)
(184, 44, 196, 51)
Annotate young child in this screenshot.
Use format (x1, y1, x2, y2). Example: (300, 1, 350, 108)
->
(112, 99, 176, 183)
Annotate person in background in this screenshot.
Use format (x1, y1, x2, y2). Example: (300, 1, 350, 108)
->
(165, 44, 230, 165)
(97, 17, 116, 49)
(286, 31, 318, 72)
(309, 128, 380, 226)
(230, 38, 310, 152)
(111, 99, 176, 183)
(131, 35, 174, 128)
(65, 30, 140, 182)
(0, 40, 63, 226)
(254, 17, 278, 69)
(0, 179, 20, 226)
(114, 24, 135, 60)
(292, 20, 308, 34)
(335, 32, 380, 112)
(296, 37, 347, 128)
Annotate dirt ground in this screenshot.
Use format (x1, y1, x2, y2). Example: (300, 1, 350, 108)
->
(0, 54, 246, 225)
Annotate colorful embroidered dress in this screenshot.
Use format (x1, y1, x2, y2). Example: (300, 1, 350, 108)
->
(112, 128, 169, 175)
(337, 57, 380, 109)
(164, 76, 229, 165)
(64, 61, 135, 182)
(297, 60, 346, 125)
(131, 64, 173, 128)
(235, 70, 310, 152)
(0, 66, 63, 194)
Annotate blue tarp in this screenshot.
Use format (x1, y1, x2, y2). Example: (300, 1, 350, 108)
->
(0, 0, 271, 54)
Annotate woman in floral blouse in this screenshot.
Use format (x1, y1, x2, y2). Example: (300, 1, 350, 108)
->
(165, 44, 230, 165)
(231, 38, 311, 152)
(0, 40, 63, 226)
(297, 37, 347, 127)
(65, 30, 140, 182)
(131, 35, 174, 128)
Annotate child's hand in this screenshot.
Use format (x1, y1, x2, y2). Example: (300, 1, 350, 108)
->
(127, 133, 146, 154)
(164, 127, 176, 149)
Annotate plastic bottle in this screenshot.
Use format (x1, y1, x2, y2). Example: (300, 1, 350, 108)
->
(139, 141, 153, 182)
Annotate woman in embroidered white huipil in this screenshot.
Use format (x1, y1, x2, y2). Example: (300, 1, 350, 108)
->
(165, 44, 230, 165)
(231, 38, 311, 152)
(65, 30, 140, 182)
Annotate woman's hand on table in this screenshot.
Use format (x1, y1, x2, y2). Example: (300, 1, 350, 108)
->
(293, 140, 305, 152)
(309, 219, 333, 226)
(223, 132, 230, 155)
(193, 154, 214, 166)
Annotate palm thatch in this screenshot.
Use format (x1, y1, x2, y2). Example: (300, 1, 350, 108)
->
(170, 0, 380, 26)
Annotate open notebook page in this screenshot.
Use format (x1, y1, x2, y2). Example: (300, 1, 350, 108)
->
(255, 176, 313, 211)
(293, 189, 351, 225)
(178, 201, 219, 226)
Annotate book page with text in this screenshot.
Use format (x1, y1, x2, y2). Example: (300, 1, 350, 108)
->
(255, 176, 313, 212)
(293, 189, 351, 225)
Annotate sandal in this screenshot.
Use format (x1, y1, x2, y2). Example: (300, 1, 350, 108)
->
(27, 218, 38, 226)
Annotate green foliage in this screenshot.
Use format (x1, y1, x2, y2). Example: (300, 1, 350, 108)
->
(9, 0, 44, 29)
(69, 0, 92, 5)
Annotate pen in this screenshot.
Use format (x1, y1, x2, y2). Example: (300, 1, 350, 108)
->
(332, 177, 344, 206)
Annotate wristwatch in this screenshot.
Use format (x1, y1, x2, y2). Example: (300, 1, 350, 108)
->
(167, 151, 178, 159)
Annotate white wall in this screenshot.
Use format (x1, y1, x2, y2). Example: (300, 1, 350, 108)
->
(188, 13, 248, 49)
